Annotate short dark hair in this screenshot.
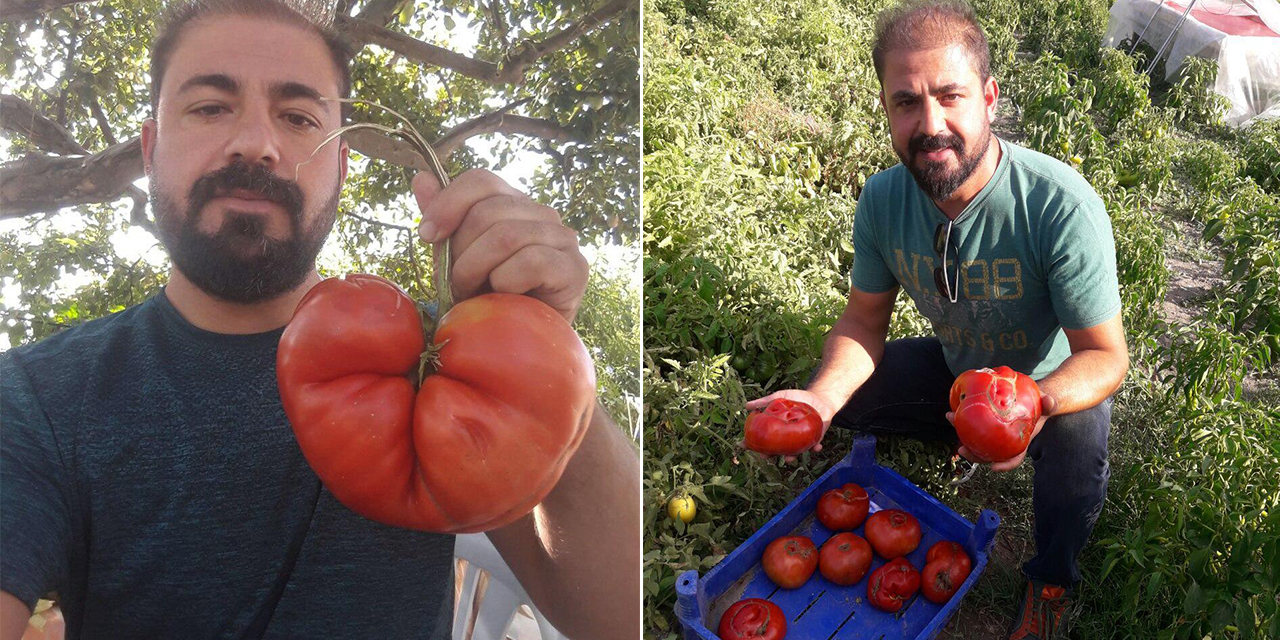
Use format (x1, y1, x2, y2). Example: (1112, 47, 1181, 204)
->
(871, 0, 991, 87)
(149, 0, 354, 125)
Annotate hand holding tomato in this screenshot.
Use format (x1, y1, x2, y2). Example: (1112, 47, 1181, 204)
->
(867, 557, 921, 613)
(717, 598, 786, 640)
(947, 366, 1047, 466)
(921, 541, 972, 604)
(864, 509, 922, 559)
(413, 169, 589, 322)
(816, 483, 869, 531)
(818, 532, 873, 586)
(743, 398, 824, 457)
(744, 389, 837, 461)
(761, 536, 818, 589)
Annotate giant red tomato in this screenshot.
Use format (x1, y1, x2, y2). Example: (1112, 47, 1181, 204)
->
(867, 557, 921, 613)
(744, 398, 823, 456)
(949, 366, 1042, 462)
(818, 532, 873, 586)
(816, 483, 869, 531)
(761, 536, 818, 589)
(717, 598, 786, 640)
(921, 541, 972, 604)
(863, 509, 922, 559)
(277, 274, 596, 533)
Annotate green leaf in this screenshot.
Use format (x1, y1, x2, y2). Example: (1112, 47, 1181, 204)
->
(1184, 580, 1205, 616)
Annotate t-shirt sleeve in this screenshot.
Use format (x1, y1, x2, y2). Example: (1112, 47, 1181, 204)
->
(1043, 195, 1123, 330)
(849, 181, 898, 293)
(1, 354, 74, 609)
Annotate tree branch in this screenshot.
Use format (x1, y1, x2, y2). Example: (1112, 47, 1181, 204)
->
(494, 0, 635, 85)
(335, 15, 502, 83)
(488, 0, 510, 49)
(0, 137, 143, 220)
(436, 111, 584, 158)
(84, 88, 117, 146)
(0, 0, 89, 23)
(0, 93, 85, 155)
(345, 210, 414, 233)
(1, 93, 151, 228)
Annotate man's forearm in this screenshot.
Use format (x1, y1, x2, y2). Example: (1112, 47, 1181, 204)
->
(486, 402, 641, 639)
(1038, 348, 1128, 415)
(807, 315, 887, 411)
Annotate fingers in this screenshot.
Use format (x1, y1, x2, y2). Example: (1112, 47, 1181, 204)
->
(990, 451, 1025, 473)
(1041, 393, 1058, 416)
(485, 245, 590, 319)
(745, 392, 786, 411)
(451, 220, 580, 294)
(414, 169, 524, 243)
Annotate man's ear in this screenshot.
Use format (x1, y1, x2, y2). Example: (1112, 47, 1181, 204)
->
(339, 140, 349, 184)
(141, 117, 157, 176)
(984, 76, 1000, 123)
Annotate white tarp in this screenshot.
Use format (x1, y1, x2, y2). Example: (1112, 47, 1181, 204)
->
(1103, 0, 1280, 127)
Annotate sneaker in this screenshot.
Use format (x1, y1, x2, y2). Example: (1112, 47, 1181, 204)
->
(1007, 579, 1070, 639)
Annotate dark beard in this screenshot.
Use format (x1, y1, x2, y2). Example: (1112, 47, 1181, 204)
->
(151, 161, 338, 304)
(902, 127, 992, 201)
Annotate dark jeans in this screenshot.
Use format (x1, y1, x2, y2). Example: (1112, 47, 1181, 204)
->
(830, 338, 1112, 587)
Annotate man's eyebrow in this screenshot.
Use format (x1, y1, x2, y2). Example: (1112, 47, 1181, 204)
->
(175, 73, 333, 113)
(890, 83, 966, 102)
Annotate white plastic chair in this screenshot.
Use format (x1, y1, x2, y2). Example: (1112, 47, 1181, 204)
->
(452, 533, 568, 640)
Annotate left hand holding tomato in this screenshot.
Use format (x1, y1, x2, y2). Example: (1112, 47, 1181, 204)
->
(413, 169, 589, 323)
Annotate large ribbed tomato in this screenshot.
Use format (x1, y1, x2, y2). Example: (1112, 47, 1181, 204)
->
(717, 599, 786, 640)
(743, 398, 823, 456)
(277, 274, 596, 533)
(949, 366, 1042, 462)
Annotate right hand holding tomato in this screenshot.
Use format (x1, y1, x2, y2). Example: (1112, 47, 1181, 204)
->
(743, 389, 837, 461)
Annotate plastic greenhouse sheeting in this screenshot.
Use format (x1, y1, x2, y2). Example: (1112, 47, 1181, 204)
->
(1103, 0, 1280, 127)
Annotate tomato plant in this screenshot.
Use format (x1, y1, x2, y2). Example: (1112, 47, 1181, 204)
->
(949, 366, 1042, 462)
(816, 482, 869, 530)
(277, 274, 597, 533)
(864, 509, 922, 559)
(761, 535, 818, 589)
(818, 532, 873, 586)
(921, 541, 972, 604)
(743, 398, 823, 456)
(867, 557, 921, 613)
(717, 598, 786, 640)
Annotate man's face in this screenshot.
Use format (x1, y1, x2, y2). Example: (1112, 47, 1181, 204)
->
(879, 43, 997, 201)
(141, 14, 349, 303)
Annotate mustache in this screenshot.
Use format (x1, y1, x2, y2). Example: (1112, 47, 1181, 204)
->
(910, 133, 964, 156)
(187, 162, 304, 219)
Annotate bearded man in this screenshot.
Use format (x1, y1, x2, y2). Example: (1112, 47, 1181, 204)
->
(748, 2, 1129, 638)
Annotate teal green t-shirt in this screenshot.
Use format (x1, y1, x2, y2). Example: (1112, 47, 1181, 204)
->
(850, 137, 1121, 379)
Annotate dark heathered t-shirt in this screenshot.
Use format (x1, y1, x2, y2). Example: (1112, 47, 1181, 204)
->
(1, 291, 455, 638)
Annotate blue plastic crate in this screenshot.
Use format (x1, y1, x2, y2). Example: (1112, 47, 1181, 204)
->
(675, 435, 1000, 640)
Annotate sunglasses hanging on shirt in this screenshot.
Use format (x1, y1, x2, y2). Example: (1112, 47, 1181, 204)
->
(933, 220, 960, 303)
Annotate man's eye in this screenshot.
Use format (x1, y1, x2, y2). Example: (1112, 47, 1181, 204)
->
(286, 114, 318, 129)
(194, 105, 225, 116)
